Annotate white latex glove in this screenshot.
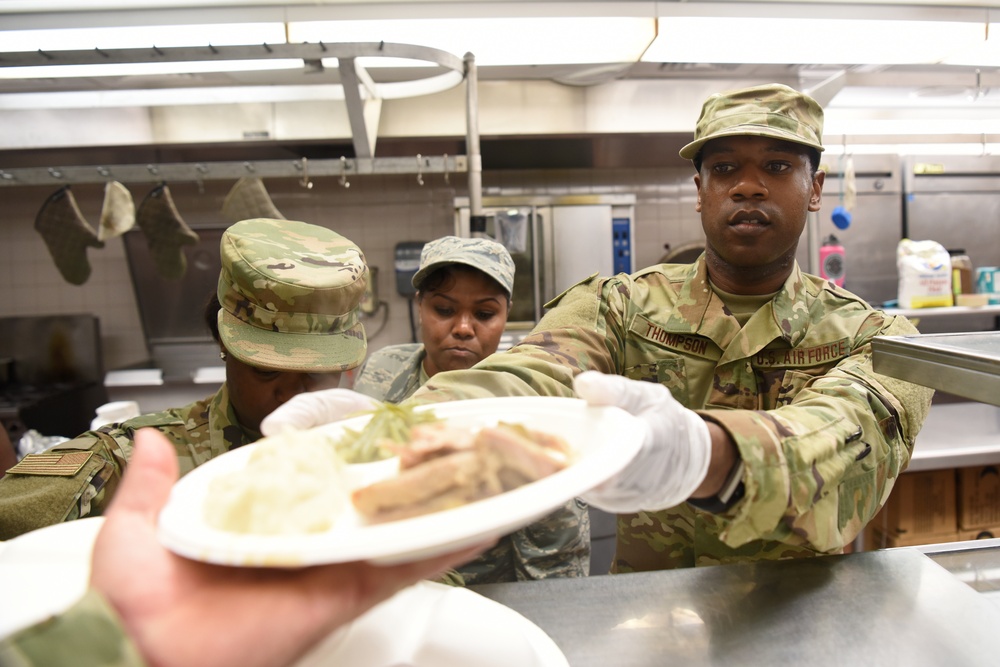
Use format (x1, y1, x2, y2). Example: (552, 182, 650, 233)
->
(573, 370, 712, 514)
(260, 388, 382, 436)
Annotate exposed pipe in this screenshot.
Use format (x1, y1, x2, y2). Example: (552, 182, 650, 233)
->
(464, 51, 483, 219)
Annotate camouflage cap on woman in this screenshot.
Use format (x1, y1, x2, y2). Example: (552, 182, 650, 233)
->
(411, 235, 515, 297)
(217, 218, 368, 372)
(679, 83, 825, 160)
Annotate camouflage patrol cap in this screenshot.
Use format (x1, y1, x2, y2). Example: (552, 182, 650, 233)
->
(217, 218, 368, 372)
(679, 83, 825, 160)
(411, 235, 515, 297)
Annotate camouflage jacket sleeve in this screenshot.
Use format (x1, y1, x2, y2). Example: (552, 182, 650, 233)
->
(0, 429, 130, 540)
(415, 260, 933, 560)
(360, 343, 591, 582)
(703, 311, 931, 552)
(0, 393, 227, 541)
(0, 588, 147, 667)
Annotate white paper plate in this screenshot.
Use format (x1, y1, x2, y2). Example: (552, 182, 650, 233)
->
(158, 396, 645, 567)
(0, 517, 105, 639)
(295, 580, 569, 667)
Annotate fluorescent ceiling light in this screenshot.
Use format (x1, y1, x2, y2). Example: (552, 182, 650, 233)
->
(289, 17, 655, 66)
(0, 23, 288, 51)
(643, 17, 982, 65)
(0, 60, 303, 79)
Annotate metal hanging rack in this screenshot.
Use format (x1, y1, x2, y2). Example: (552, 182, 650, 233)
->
(0, 155, 466, 187)
(0, 41, 483, 214)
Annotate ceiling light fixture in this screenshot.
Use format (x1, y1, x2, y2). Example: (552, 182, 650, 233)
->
(643, 16, 983, 66)
(289, 17, 656, 67)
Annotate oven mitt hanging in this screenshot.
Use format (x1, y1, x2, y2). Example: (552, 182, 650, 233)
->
(97, 180, 136, 241)
(221, 176, 286, 223)
(136, 183, 200, 280)
(34, 186, 104, 285)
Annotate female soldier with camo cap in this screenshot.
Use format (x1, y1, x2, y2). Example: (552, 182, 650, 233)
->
(0, 218, 372, 539)
(350, 235, 591, 585)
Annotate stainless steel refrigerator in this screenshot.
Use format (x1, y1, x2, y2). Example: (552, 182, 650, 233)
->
(455, 194, 636, 328)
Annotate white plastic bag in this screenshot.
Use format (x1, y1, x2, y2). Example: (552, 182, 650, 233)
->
(897, 239, 953, 308)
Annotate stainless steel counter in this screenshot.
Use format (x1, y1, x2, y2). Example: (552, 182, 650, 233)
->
(471, 548, 1000, 666)
(872, 331, 1000, 407)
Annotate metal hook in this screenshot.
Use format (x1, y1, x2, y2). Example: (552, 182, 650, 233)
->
(195, 163, 208, 194)
(339, 156, 351, 189)
(243, 161, 256, 173)
(297, 158, 313, 190)
(146, 164, 159, 177)
(0, 170, 15, 182)
(96, 166, 111, 178)
(442, 153, 450, 185)
(416, 154, 424, 186)
(48, 167, 64, 180)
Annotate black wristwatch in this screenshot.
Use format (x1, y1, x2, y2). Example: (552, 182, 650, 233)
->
(688, 459, 745, 514)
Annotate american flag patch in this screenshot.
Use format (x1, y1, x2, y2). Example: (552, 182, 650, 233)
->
(7, 451, 94, 477)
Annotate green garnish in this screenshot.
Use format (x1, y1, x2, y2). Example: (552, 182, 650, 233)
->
(334, 403, 440, 463)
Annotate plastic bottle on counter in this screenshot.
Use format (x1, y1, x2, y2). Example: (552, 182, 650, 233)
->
(819, 234, 846, 287)
(948, 249, 974, 296)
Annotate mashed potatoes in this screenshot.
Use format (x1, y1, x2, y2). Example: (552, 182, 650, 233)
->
(204, 429, 348, 535)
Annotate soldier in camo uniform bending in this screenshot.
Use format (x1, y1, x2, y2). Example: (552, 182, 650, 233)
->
(0, 217, 371, 540)
(352, 235, 591, 584)
(265, 83, 934, 572)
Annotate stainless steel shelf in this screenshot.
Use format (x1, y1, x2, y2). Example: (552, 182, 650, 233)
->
(884, 304, 1000, 319)
(872, 331, 1000, 407)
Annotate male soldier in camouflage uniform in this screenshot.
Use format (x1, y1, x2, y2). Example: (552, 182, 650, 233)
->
(352, 235, 591, 584)
(267, 83, 933, 572)
(0, 217, 369, 539)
